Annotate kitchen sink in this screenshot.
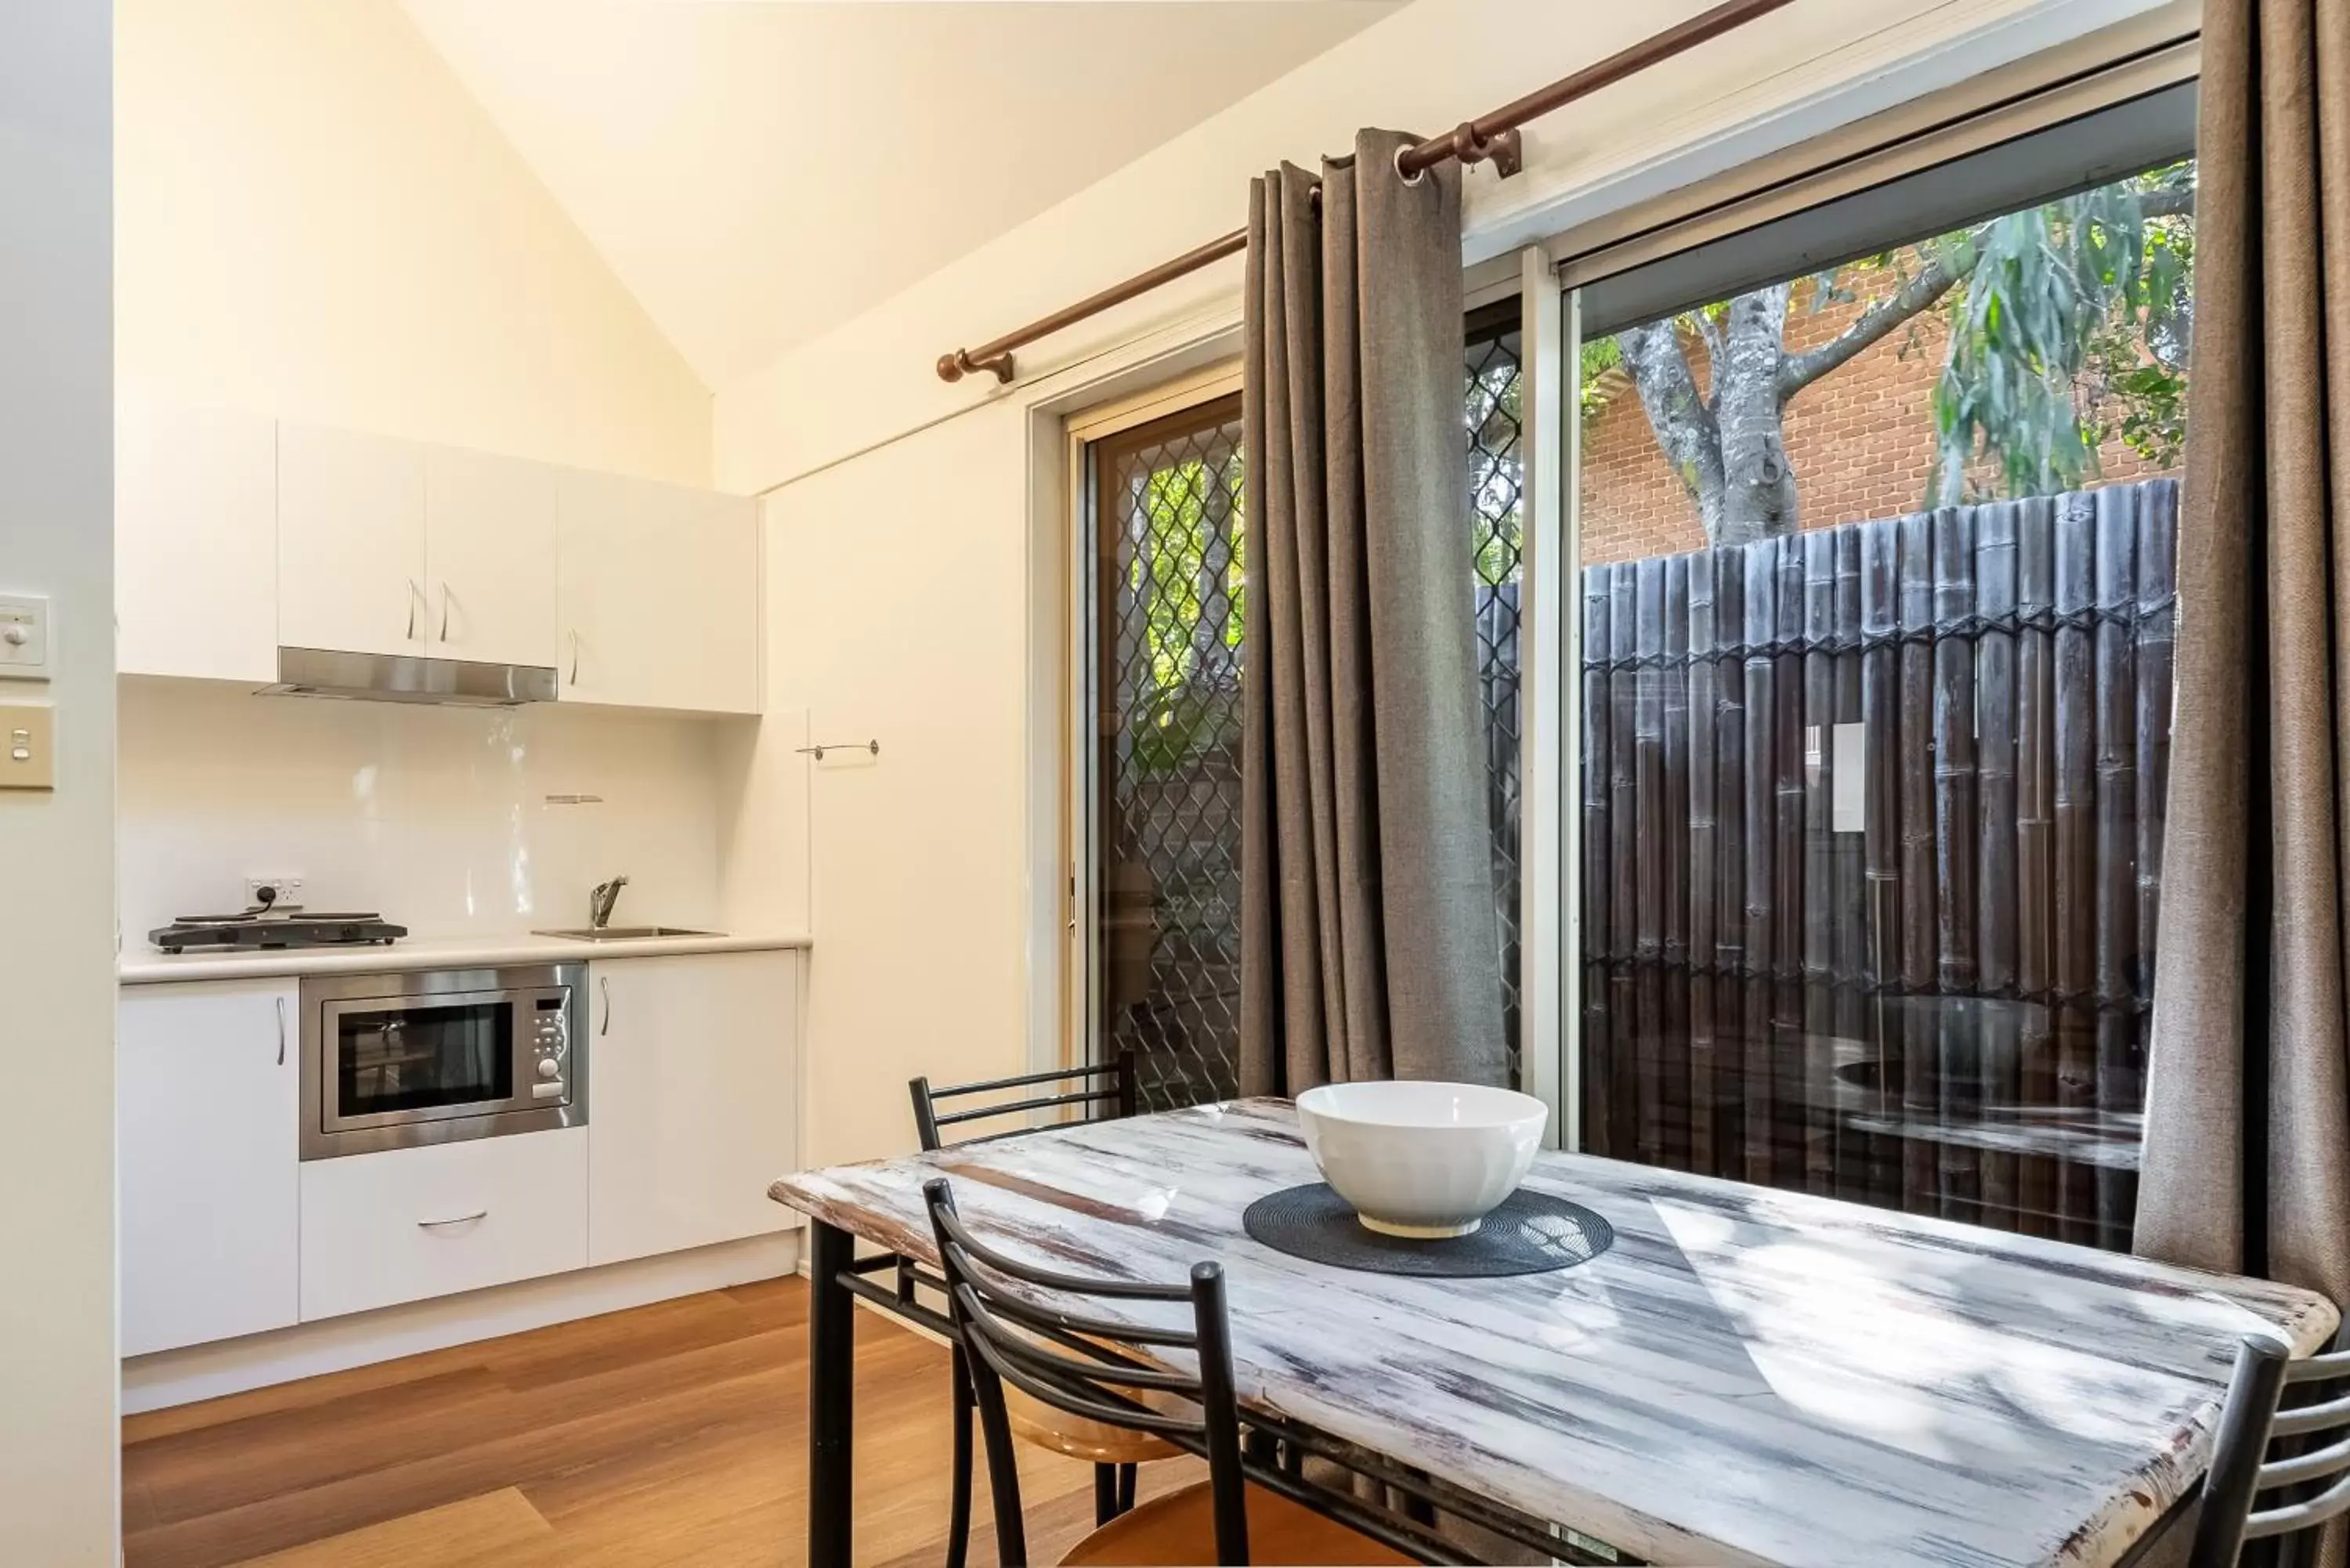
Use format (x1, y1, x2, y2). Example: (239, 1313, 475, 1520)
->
(533, 926, 721, 941)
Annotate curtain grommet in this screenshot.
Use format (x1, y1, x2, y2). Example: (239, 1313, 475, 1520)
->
(1394, 143, 1426, 187)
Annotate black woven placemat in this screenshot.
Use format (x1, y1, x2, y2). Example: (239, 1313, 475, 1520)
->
(1241, 1182, 1614, 1277)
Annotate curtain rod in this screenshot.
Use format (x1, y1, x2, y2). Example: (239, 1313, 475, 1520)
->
(936, 0, 1800, 385)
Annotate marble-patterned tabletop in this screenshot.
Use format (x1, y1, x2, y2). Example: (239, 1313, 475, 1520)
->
(770, 1097, 2337, 1568)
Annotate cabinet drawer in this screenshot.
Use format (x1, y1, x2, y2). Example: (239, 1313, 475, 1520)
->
(300, 1129, 588, 1321)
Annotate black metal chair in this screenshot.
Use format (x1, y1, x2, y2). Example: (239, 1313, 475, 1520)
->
(910, 1054, 1137, 1151)
(909, 1057, 1155, 1566)
(2189, 1334, 2350, 1567)
(924, 1176, 1412, 1566)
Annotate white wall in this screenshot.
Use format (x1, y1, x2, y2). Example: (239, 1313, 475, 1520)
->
(714, 0, 2172, 1168)
(116, 0, 712, 486)
(758, 403, 1034, 1169)
(118, 681, 746, 942)
(715, 0, 2165, 491)
(0, 2, 118, 1560)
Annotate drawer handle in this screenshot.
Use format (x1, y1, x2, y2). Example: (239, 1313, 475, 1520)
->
(416, 1210, 489, 1230)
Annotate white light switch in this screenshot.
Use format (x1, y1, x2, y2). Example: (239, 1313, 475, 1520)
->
(0, 703, 54, 789)
(0, 594, 51, 681)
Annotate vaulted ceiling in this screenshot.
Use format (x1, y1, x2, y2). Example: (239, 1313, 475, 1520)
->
(400, 2, 1401, 388)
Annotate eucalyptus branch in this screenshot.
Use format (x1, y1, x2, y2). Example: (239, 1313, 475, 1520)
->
(1777, 246, 1968, 399)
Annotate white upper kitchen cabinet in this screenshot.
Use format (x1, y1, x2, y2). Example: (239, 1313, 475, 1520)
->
(424, 446, 559, 669)
(119, 979, 301, 1358)
(557, 472, 760, 714)
(277, 422, 427, 659)
(588, 951, 798, 1267)
(115, 395, 279, 683)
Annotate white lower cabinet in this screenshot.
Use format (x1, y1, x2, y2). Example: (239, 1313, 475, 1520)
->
(119, 979, 302, 1357)
(121, 948, 800, 1356)
(300, 1127, 588, 1321)
(588, 951, 799, 1266)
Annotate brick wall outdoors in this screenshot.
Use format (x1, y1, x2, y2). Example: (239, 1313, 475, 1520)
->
(1577, 272, 2181, 566)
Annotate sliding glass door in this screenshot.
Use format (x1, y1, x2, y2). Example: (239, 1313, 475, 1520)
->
(1565, 124, 2197, 1249)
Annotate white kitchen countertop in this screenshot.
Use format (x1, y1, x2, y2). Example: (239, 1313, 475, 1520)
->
(118, 929, 811, 984)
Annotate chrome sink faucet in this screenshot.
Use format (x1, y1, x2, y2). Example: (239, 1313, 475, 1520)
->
(588, 875, 629, 930)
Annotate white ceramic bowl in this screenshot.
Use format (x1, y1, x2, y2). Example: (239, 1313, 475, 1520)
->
(1296, 1081, 1549, 1238)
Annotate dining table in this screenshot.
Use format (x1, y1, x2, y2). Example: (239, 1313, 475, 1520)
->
(768, 1096, 2338, 1567)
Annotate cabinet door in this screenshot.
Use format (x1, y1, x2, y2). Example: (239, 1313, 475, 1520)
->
(277, 422, 426, 658)
(556, 473, 760, 714)
(588, 952, 797, 1266)
(119, 980, 300, 1357)
(115, 396, 280, 683)
(425, 447, 559, 669)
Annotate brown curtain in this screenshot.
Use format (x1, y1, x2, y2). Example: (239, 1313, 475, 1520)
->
(1238, 129, 1507, 1097)
(2135, 0, 2350, 1314)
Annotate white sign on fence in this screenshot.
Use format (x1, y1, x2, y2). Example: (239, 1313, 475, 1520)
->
(1832, 722, 1867, 833)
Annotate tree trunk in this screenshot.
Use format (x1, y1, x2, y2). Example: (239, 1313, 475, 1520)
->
(1711, 285, 1799, 544)
(1616, 291, 1801, 546)
(1618, 320, 1724, 532)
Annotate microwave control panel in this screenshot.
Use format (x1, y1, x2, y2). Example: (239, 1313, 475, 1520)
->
(530, 994, 569, 1096)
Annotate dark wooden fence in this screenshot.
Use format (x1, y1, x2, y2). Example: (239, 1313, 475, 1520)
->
(1578, 479, 2178, 1251)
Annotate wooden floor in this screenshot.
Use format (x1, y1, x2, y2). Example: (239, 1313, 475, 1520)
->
(122, 1277, 1202, 1567)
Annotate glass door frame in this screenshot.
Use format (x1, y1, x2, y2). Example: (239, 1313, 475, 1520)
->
(1517, 249, 1575, 1149)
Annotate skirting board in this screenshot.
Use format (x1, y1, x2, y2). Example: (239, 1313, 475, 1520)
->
(123, 1226, 803, 1414)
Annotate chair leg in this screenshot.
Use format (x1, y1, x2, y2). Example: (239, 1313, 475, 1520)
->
(1094, 1463, 1119, 1526)
(946, 1345, 974, 1568)
(1117, 1461, 1136, 1515)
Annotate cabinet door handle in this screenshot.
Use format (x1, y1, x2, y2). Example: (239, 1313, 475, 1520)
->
(275, 995, 287, 1066)
(600, 975, 611, 1037)
(439, 583, 451, 641)
(417, 1210, 488, 1230)
(405, 580, 420, 640)
(569, 630, 580, 687)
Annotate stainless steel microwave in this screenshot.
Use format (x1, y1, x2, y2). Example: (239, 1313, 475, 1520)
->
(298, 963, 586, 1160)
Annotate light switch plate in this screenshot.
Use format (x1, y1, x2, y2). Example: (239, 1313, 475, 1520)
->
(0, 594, 51, 681)
(0, 703, 56, 789)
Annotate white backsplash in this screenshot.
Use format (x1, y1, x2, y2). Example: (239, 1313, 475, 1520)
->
(118, 677, 741, 944)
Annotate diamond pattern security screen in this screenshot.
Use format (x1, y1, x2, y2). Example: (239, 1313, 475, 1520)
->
(1094, 397, 1249, 1111)
(1466, 303, 1527, 1082)
(1091, 317, 1529, 1110)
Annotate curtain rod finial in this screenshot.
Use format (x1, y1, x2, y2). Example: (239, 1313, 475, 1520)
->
(937, 348, 1016, 385)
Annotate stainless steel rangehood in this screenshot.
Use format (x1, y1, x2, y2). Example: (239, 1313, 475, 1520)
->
(262, 646, 558, 706)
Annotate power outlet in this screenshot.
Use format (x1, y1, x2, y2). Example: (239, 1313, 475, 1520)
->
(246, 876, 304, 910)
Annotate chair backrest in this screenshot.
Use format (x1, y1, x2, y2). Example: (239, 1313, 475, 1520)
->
(2190, 1335, 2350, 1568)
(908, 1050, 1136, 1151)
(922, 1176, 1249, 1567)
